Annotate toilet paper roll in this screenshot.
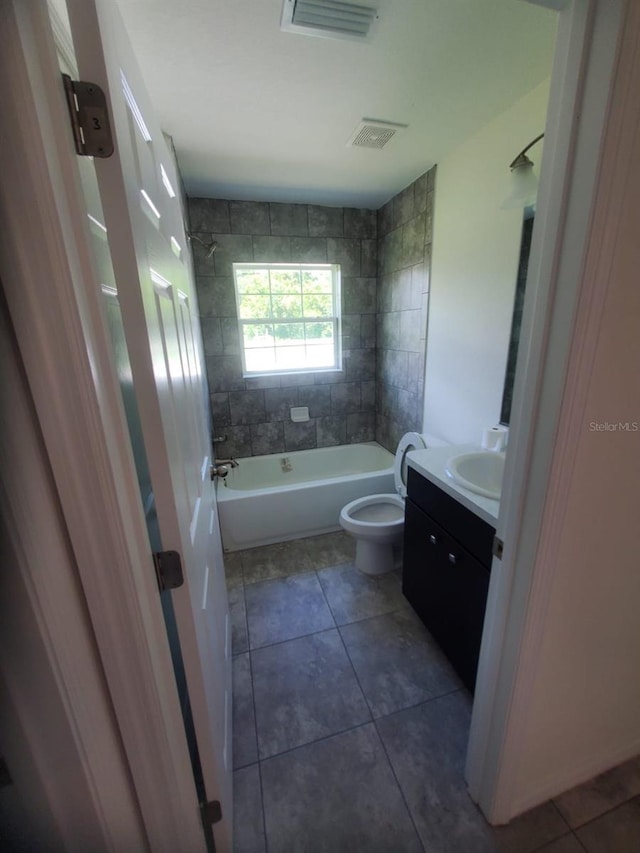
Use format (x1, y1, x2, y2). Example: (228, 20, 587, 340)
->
(481, 425, 509, 452)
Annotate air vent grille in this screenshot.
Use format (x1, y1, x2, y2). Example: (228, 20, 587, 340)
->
(348, 119, 408, 150)
(282, 0, 378, 41)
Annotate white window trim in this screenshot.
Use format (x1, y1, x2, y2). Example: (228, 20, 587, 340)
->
(233, 262, 342, 377)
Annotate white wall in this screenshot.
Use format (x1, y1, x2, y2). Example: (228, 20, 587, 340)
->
(509, 49, 640, 804)
(423, 81, 550, 445)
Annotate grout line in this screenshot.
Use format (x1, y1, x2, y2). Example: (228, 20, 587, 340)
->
(373, 716, 427, 853)
(245, 647, 260, 772)
(248, 619, 338, 656)
(564, 794, 640, 832)
(315, 564, 341, 626)
(333, 601, 411, 630)
(570, 830, 589, 852)
(258, 718, 375, 765)
(369, 686, 466, 725)
(334, 605, 375, 720)
(548, 797, 572, 833)
(256, 759, 269, 853)
(237, 583, 250, 653)
(244, 649, 267, 849)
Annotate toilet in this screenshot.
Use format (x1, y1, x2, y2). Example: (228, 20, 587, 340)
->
(340, 432, 447, 576)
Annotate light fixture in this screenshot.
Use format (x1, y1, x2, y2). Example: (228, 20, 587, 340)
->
(501, 133, 544, 209)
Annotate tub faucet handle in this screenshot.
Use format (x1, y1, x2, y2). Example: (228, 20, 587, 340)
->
(215, 456, 239, 468)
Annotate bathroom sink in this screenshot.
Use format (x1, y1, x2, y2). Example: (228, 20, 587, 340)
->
(445, 451, 505, 500)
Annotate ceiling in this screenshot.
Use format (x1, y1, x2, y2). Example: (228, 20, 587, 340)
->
(114, 0, 557, 209)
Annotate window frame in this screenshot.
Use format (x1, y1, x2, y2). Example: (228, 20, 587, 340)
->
(232, 262, 342, 378)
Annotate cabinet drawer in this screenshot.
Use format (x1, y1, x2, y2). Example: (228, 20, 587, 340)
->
(406, 467, 494, 567)
(402, 499, 490, 693)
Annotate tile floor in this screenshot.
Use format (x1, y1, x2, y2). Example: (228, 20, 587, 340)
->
(226, 531, 640, 853)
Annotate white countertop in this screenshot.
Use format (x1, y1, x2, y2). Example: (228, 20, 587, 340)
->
(407, 444, 500, 526)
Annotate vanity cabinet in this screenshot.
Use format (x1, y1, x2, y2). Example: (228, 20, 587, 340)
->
(402, 467, 495, 693)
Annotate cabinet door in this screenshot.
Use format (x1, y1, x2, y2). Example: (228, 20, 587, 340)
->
(402, 499, 490, 692)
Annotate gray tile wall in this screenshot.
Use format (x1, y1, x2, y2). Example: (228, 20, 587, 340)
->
(188, 199, 378, 458)
(375, 168, 436, 452)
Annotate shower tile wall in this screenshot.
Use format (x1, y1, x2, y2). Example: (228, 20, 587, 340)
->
(375, 167, 436, 452)
(188, 199, 377, 458)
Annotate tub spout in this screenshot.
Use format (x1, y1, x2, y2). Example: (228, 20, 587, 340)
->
(215, 457, 239, 468)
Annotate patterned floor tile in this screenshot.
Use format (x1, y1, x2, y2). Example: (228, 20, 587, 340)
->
(554, 755, 640, 828)
(576, 796, 640, 852)
(317, 562, 408, 625)
(228, 585, 248, 654)
(261, 724, 422, 852)
(340, 607, 461, 717)
(241, 538, 314, 585)
(245, 573, 334, 648)
(232, 652, 257, 769)
(251, 629, 370, 758)
(233, 763, 265, 853)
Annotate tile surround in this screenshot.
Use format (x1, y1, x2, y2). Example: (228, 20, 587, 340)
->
(189, 173, 435, 456)
(189, 175, 434, 459)
(189, 198, 378, 458)
(376, 168, 436, 452)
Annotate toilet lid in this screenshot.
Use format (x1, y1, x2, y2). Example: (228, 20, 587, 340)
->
(394, 432, 427, 498)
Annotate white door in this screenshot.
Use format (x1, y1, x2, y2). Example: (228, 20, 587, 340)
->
(62, 1, 232, 849)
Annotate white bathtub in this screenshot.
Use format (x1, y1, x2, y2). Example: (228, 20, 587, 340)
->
(216, 442, 395, 551)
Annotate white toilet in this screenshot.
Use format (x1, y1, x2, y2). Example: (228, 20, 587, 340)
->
(340, 432, 447, 576)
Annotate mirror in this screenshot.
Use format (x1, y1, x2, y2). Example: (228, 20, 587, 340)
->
(500, 212, 534, 425)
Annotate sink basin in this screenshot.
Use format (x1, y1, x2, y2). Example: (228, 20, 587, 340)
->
(445, 451, 505, 500)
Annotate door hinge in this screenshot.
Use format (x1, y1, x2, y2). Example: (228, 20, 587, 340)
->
(62, 73, 114, 158)
(201, 799, 222, 825)
(492, 535, 504, 560)
(153, 550, 184, 592)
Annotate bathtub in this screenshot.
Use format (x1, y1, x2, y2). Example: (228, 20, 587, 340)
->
(216, 442, 395, 551)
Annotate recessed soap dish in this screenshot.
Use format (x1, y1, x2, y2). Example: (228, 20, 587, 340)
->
(290, 406, 309, 423)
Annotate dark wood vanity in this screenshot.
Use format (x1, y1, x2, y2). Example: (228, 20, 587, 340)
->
(402, 466, 495, 693)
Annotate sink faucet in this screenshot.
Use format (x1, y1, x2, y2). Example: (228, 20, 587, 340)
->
(215, 457, 239, 468)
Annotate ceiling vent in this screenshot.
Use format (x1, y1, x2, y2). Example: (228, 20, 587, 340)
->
(281, 0, 379, 42)
(348, 119, 408, 150)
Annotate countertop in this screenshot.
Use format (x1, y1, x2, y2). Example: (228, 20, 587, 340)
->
(407, 444, 500, 526)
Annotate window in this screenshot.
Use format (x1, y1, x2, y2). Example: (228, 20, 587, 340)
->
(233, 263, 341, 376)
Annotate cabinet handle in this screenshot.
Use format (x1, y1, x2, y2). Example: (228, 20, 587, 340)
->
(430, 534, 437, 545)
(448, 552, 457, 565)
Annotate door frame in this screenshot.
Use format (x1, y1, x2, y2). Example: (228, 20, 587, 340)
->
(467, 0, 630, 821)
(0, 2, 206, 850)
(0, 0, 631, 841)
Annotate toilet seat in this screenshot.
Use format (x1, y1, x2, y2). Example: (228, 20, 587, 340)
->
(339, 432, 442, 575)
(393, 431, 427, 498)
(341, 493, 405, 528)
